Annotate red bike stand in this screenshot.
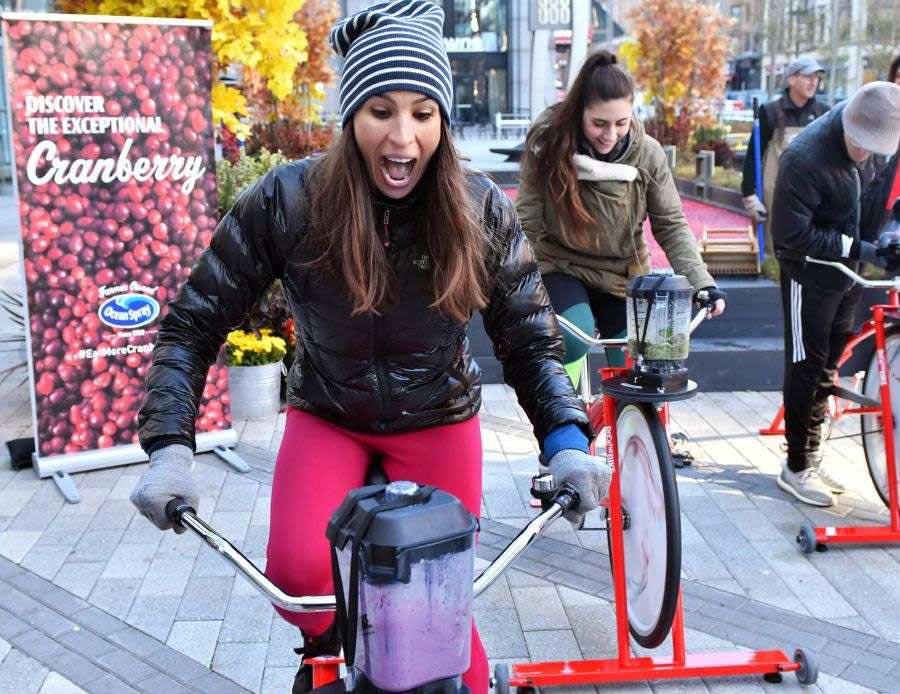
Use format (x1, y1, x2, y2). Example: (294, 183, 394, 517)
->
(797, 304, 900, 553)
(501, 593, 809, 689)
(307, 656, 344, 688)
(759, 405, 786, 436)
(499, 392, 816, 691)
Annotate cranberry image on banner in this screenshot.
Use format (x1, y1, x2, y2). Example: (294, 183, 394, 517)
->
(3, 17, 230, 457)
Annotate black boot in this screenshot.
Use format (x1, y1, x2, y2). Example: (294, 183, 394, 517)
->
(293, 623, 341, 694)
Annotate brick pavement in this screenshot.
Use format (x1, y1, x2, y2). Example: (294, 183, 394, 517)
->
(1, 385, 898, 692)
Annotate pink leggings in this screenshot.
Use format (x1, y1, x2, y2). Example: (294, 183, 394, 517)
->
(266, 408, 488, 693)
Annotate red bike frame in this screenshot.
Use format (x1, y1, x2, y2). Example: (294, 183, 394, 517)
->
(759, 295, 895, 436)
(503, 366, 802, 688)
(761, 279, 900, 547)
(807, 296, 900, 548)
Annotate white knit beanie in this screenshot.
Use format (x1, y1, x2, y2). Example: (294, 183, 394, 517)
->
(329, 0, 453, 127)
(842, 81, 900, 156)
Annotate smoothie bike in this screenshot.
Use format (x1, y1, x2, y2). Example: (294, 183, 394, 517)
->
(492, 275, 816, 691)
(768, 258, 900, 554)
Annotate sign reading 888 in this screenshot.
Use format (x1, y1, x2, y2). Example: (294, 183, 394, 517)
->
(530, 0, 572, 31)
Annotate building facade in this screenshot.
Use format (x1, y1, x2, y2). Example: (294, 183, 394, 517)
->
(340, 0, 529, 125)
(337, 0, 628, 127)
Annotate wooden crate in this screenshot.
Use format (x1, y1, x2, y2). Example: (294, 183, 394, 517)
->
(699, 226, 761, 275)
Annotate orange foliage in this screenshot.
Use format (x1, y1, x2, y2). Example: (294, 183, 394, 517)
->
(624, 0, 732, 148)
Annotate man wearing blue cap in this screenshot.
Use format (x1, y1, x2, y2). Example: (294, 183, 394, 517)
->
(742, 57, 829, 256)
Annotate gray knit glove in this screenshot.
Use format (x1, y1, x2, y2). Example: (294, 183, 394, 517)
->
(742, 194, 767, 223)
(547, 449, 612, 524)
(130, 444, 199, 533)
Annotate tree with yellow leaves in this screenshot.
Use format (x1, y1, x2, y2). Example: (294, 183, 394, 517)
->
(55, 0, 315, 138)
(619, 0, 732, 148)
(242, 0, 339, 123)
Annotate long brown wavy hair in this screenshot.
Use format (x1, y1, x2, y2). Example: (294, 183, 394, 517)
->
(308, 120, 488, 323)
(522, 50, 634, 245)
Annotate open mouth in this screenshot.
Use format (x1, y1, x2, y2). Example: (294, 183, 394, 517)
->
(380, 156, 417, 188)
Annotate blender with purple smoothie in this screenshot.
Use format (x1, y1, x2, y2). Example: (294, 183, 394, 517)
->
(326, 480, 478, 693)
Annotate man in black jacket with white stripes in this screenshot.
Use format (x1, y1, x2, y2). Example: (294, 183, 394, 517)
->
(773, 81, 900, 507)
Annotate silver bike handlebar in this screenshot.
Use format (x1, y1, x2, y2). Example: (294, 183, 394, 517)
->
(556, 306, 712, 349)
(173, 495, 570, 612)
(803, 256, 900, 290)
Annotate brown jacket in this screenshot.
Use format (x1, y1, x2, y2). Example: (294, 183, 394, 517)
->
(517, 110, 714, 298)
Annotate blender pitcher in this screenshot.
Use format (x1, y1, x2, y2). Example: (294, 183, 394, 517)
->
(326, 481, 478, 692)
(625, 273, 694, 390)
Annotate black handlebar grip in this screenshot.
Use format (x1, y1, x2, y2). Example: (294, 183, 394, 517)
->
(554, 485, 580, 513)
(752, 97, 759, 118)
(165, 497, 195, 527)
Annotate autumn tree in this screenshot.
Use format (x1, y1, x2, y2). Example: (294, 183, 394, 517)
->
(242, 0, 339, 123)
(54, 0, 316, 138)
(619, 0, 732, 148)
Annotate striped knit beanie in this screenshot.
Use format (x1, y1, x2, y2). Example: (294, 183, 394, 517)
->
(329, 0, 453, 126)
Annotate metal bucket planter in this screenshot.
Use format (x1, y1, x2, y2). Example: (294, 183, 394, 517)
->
(227, 361, 284, 420)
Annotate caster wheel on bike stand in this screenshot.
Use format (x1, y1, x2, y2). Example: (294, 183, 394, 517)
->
(494, 663, 539, 693)
(797, 523, 821, 554)
(794, 648, 819, 685)
(493, 664, 509, 694)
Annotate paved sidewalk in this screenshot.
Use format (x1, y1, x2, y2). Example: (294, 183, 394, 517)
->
(1, 382, 899, 693)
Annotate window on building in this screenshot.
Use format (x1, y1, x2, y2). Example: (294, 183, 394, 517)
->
(450, 56, 508, 125)
(449, 0, 508, 52)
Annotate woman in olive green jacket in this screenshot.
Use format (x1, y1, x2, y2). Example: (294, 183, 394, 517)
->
(517, 50, 726, 385)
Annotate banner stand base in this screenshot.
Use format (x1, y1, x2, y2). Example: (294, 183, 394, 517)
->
(52, 470, 81, 504)
(214, 445, 251, 473)
(35, 429, 243, 503)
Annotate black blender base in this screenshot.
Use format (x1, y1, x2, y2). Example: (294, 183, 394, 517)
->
(311, 675, 468, 693)
(600, 374, 698, 403)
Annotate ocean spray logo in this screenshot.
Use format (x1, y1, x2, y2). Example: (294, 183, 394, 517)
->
(98, 293, 160, 329)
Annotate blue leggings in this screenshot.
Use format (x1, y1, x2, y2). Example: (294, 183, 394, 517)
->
(543, 273, 627, 386)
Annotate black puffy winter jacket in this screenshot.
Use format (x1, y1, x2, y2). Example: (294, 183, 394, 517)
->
(772, 102, 877, 292)
(138, 158, 590, 456)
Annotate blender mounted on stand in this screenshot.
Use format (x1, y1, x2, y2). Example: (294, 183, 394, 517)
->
(606, 273, 698, 399)
(164, 475, 583, 693)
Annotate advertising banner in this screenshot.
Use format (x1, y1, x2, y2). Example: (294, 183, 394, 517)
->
(2, 13, 236, 481)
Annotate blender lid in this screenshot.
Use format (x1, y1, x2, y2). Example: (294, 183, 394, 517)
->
(626, 273, 692, 299)
(326, 482, 478, 583)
